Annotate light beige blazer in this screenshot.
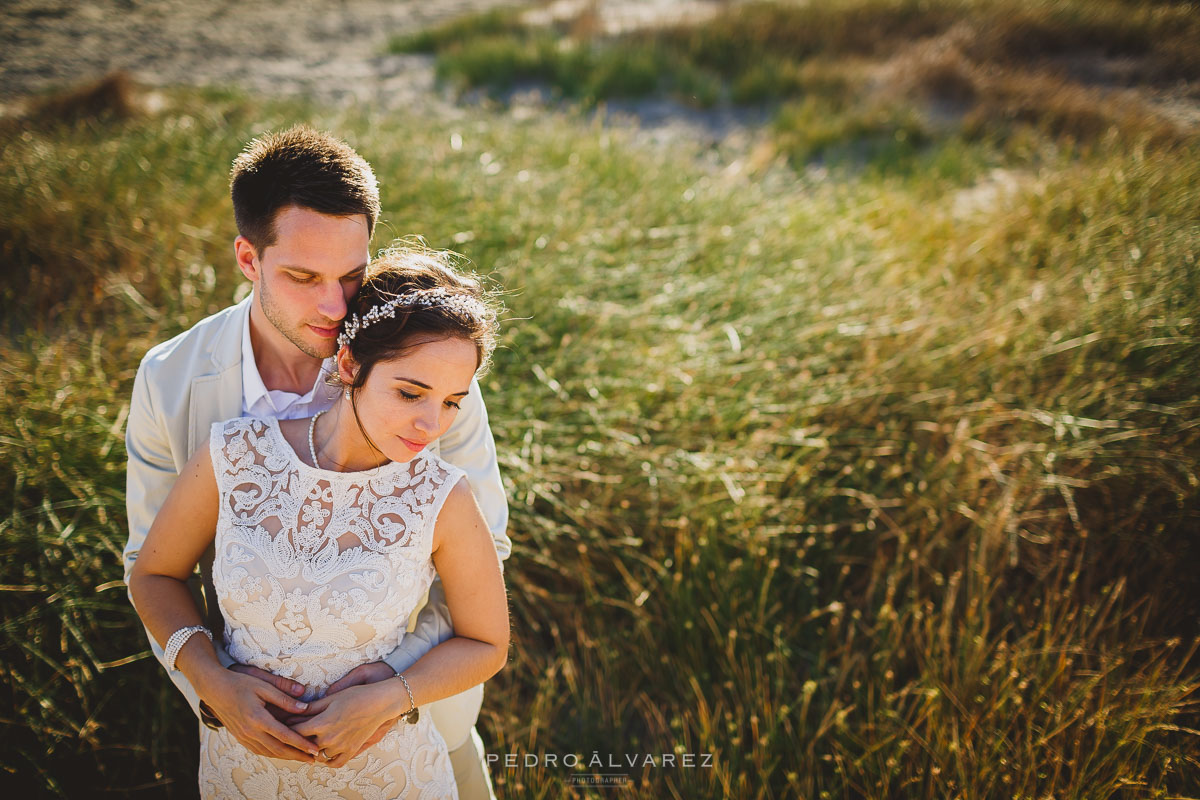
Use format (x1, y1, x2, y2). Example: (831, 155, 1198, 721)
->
(123, 296, 510, 750)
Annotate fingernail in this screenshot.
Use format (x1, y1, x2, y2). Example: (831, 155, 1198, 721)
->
(297, 701, 308, 710)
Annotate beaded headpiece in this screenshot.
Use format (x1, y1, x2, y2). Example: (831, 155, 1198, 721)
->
(337, 287, 490, 350)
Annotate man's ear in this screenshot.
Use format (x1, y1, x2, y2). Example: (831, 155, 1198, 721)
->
(234, 236, 261, 282)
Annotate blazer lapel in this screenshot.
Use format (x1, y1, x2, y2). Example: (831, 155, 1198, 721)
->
(183, 296, 249, 638)
(186, 297, 250, 456)
(188, 369, 242, 456)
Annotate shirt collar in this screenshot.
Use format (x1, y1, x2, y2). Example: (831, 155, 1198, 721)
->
(241, 303, 272, 412)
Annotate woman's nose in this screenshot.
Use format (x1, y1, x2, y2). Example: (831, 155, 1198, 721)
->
(413, 405, 438, 435)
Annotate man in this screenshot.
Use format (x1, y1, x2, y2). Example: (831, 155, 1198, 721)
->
(123, 125, 506, 799)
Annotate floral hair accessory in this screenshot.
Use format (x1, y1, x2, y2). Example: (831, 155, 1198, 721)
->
(337, 287, 490, 350)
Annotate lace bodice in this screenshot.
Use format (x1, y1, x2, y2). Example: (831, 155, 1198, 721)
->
(208, 416, 464, 697)
(198, 417, 461, 798)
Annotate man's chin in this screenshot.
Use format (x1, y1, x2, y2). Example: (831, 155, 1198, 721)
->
(308, 341, 339, 360)
(293, 332, 339, 360)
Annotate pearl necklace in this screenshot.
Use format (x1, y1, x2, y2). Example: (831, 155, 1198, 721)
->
(308, 409, 327, 469)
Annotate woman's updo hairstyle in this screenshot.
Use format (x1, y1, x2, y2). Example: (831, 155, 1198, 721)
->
(338, 241, 500, 397)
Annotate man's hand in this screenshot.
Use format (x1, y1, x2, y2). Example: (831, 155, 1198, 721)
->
(194, 666, 320, 763)
(326, 660, 395, 694)
(285, 661, 398, 761)
(291, 681, 402, 768)
(229, 663, 307, 723)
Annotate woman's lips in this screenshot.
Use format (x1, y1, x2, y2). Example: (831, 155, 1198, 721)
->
(399, 437, 426, 452)
(309, 323, 339, 338)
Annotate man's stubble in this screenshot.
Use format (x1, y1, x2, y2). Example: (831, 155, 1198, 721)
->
(256, 270, 337, 362)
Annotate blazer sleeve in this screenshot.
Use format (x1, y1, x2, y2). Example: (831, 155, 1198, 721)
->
(124, 359, 235, 719)
(436, 377, 510, 561)
(383, 378, 509, 674)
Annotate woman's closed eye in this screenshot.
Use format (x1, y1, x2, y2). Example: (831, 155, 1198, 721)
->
(399, 389, 461, 410)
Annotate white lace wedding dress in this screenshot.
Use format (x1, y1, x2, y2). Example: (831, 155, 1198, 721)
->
(199, 417, 460, 799)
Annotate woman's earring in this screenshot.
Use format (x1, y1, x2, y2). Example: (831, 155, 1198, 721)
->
(344, 388, 351, 401)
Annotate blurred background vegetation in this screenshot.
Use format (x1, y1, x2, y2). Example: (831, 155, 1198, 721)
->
(2, 0, 1199, 797)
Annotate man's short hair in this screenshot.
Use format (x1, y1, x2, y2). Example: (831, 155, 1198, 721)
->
(230, 125, 381, 254)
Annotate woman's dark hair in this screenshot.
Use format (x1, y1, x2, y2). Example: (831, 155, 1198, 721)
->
(230, 125, 380, 255)
(339, 242, 500, 398)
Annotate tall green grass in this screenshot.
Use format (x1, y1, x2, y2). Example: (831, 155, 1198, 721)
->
(2, 82, 1198, 798)
(392, 0, 1199, 170)
(396, 0, 1200, 92)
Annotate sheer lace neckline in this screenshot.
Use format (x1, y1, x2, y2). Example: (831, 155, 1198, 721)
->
(262, 415, 425, 481)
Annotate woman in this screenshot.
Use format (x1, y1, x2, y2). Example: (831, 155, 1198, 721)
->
(129, 247, 509, 799)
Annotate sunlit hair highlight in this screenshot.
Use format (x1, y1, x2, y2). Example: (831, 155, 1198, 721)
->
(337, 241, 501, 397)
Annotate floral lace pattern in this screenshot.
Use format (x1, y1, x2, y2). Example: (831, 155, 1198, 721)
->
(200, 417, 461, 799)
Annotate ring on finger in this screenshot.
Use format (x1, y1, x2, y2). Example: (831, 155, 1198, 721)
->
(319, 748, 333, 762)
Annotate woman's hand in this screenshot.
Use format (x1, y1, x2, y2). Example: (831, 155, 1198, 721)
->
(195, 666, 321, 763)
(291, 681, 403, 768)
(287, 661, 398, 759)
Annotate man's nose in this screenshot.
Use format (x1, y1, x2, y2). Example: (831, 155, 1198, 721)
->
(317, 282, 347, 321)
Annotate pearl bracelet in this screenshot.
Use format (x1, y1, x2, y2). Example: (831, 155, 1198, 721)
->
(164, 625, 212, 672)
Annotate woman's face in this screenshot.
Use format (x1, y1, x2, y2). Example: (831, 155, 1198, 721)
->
(342, 336, 479, 463)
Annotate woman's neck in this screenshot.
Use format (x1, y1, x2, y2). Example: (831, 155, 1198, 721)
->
(313, 398, 391, 472)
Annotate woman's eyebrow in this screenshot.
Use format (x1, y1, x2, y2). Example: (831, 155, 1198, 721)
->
(395, 377, 469, 397)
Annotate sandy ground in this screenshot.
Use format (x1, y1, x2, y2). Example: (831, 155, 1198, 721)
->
(1, 0, 758, 149)
(1, 1, 520, 107)
(6, 1, 1186, 158)
(0, 1, 721, 105)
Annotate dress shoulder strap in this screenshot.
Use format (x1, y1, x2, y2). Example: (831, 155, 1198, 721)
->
(208, 417, 283, 483)
(418, 456, 467, 537)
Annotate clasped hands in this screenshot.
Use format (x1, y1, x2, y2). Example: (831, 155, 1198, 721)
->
(200, 660, 402, 767)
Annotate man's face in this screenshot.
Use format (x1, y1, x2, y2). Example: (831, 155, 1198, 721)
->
(239, 205, 371, 360)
